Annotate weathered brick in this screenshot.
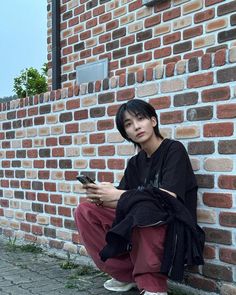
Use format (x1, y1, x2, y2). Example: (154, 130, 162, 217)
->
(97, 119, 114, 131)
(202, 262, 233, 281)
(217, 103, 236, 119)
(185, 273, 218, 293)
(204, 158, 233, 172)
(194, 8, 215, 23)
(161, 78, 184, 93)
(203, 192, 232, 208)
(196, 174, 214, 188)
(175, 125, 200, 139)
(174, 92, 198, 107)
(220, 212, 236, 228)
(203, 122, 234, 137)
(187, 73, 213, 88)
(160, 111, 184, 125)
(220, 283, 236, 295)
(218, 1, 236, 16)
(218, 175, 236, 190)
(188, 141, 215, 155)
(218, 140, 236, 154)
(202, 86, 230, 102)
(217, 66, 236, 83)
(204, 227, 232, 245)
(187, 106, 213, 121)
(183, 0, 203, 15)
(197, 208, 216, 224)
(117, 88, 135, 101)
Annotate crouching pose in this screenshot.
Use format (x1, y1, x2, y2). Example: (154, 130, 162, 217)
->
(74, 99, 204, 295)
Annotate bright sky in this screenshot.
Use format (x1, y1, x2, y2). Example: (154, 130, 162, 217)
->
(0, 0, 47, 98)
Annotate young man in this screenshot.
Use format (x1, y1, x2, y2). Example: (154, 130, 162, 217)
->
(74, 99, 203, 295)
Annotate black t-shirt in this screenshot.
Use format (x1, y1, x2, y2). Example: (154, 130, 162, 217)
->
(118, 139, 198, 221)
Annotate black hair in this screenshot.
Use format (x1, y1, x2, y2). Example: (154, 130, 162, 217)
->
(115, 99, 163, 147)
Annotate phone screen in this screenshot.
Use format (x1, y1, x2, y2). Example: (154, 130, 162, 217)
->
(76, 175, 95, 184)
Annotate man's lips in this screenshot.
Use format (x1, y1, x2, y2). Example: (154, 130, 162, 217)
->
(136, 132, 145, 138)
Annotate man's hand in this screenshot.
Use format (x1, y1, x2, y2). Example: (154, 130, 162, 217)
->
(84, 182, 125, 208)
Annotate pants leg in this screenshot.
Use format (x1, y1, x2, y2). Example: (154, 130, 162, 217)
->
(74, 202, 134, 282)
(130, 226, 168, 292)
(74, 202, 168, 292)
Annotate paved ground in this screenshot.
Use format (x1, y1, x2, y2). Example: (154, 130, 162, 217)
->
(0, 235, 140, 295)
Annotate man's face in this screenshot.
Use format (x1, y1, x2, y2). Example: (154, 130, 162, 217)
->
(123, 111, 157, 145)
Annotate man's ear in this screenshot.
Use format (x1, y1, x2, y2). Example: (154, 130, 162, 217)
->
(151, 116, 157, 127)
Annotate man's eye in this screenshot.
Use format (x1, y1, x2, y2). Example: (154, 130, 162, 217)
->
(125, 122, 131, 128)
(137, 115, 144, 120)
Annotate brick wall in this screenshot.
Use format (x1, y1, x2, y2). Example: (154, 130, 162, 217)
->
(0, 46, 236, 293)
(47, 0, 236, 90)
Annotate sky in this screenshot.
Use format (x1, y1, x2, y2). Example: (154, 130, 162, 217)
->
(0, 1, 47, 98)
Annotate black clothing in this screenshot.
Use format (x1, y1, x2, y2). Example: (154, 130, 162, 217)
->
(99, 188, 205, 281)
(118, 139, 198, 221)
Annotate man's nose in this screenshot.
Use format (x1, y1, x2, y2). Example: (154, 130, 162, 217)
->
(133, 120, 140, 130)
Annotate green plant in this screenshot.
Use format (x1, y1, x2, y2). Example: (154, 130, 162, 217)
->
(13, 64, 48, 98)
(6, 237, 43, 253)
(60, 251, 79, 270)
(6, 236, 17, 251)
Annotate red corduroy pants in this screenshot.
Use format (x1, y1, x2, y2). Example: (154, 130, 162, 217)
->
(74, 202, 168, 292)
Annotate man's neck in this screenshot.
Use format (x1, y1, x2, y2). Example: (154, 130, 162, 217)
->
(141, 137, 163, 158)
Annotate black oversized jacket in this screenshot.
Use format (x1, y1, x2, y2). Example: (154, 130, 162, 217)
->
(99, 187, 205, 281)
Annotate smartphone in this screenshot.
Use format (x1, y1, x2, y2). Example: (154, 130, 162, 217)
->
(76, 174, 95, 185)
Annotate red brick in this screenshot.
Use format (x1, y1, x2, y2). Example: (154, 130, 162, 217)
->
(220, 212, 236, 228)
(65, 123, 79, 134)
(117, 88, 135, 101)
(144, 14, 161, 28)
(215, 49, 226, 66)
(90, 159, 106, 169)
(217, 103, 236, 119)
(107, 159, 125, 170)
(202, 262, 233, 281)
(97, 119, 114, 131)
(194, 8, 215, 23)
(163, 32, 181, 45)
(119, 74, 126, 87)
(32, 225, 43, 236)
(137, 69, 144, 83)
(150, 97, 171, 110)
(90, 133, 105, 144)
(45, 205, 56, 215)
(50, 194, 62, 204)
(219, 248, 236, 265)
(203, 193, 232, 208)
(129, 0, 142, 12)
(58, 206, 71, 217)
(184, 26, 203, 39)
(166, 62, 175, 77)
(144, 38, 160, 50)
(187, 73, 213, 88)
(51, 217, 63, 227)
(154, 0, 171, 12)
(163, 7, 181, 21)
(204, 245, 216, 259)
(136, 52, 152, 63)
(203, 122, 234, 137)
(44, 182, 56, 192)
(218, 175, 236, 190)
(66, 98, 80, 110)
(154, 47, 171, 59)
(121, 35, 135, 46)
(52, 148, 64, 157)
(97, 172, 114, 183)
(201, 53, 212, 69)
(185, 274, 219, 293)
(202, 86, 230, 102)
(107, 104, 122, 116)
(160, 111, 184, 124)
(98, 145, 115, 156)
